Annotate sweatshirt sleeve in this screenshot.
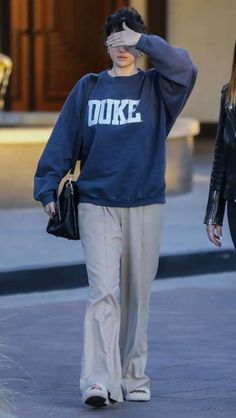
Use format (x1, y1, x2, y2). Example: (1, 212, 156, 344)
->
(136, 34, 198, 124)
(33, 78, 85, 207)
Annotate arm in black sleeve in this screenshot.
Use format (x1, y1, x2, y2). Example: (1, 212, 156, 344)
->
(204, 88, 228, 225)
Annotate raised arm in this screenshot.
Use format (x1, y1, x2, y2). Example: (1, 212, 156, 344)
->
(106, 22, 197, 126)
(136, 34, 197, 124)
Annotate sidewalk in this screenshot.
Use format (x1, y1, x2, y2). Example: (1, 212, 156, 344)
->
(1, 271, 236, 418)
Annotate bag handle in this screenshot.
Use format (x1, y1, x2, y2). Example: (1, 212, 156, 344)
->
(69, 74, 98, 177)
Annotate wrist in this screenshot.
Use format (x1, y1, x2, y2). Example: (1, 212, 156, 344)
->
(135, 33, 142, 46)
(135, 33, 148, 51)
(41, 192, 56, 207)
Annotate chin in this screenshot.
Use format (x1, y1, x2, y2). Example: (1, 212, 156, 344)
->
(116, 61, 133, 67)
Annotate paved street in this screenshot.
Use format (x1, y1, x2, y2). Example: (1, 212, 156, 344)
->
(1, 271, 236, 418)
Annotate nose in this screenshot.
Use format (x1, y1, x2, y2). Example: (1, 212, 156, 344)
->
(117, 45, 126, 52)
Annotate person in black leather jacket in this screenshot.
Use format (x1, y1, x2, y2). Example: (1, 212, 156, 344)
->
(204, 41, 236, 248)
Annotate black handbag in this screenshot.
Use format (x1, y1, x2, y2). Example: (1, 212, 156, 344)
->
(46, 74, 98, 240)
(46, 178, 80, 239)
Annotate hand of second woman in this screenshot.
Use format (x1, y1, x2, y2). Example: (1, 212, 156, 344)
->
(206, 224, 222, 247)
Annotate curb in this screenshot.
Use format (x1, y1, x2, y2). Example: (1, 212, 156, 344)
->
(0, 250, 236, 296)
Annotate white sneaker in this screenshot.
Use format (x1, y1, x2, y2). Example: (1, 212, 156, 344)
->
(125, 388, 151, 402)
(82, 383, 109, 407)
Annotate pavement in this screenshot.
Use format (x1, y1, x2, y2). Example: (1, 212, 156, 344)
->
(0, 271, 236, 418)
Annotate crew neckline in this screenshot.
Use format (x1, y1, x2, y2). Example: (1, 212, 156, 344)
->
(103, 68, 143, 83)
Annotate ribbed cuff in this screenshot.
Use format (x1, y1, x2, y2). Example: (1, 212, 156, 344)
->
(203, 189, 226, 226)
(41, 193, 56, 207)
(135, 33, 148, 51)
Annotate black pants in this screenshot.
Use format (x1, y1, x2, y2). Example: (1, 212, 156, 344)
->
(227, 200, 236, 249)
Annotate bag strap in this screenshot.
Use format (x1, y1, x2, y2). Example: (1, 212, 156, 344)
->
(69, 73, 99, 176)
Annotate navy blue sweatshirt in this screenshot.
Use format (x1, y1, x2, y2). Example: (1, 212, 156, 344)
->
(34, 34, 197, 207)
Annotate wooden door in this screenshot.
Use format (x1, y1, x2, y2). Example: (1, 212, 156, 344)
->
(9, 0, 128, 111)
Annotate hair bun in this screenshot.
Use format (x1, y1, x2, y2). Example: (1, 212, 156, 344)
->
(103, 7, 148, 42)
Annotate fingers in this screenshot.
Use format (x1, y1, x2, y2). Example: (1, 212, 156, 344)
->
(106, 26, 132, 47)
(107, 33, 120, 42)
(206, 224, 222, 247)
(106, 22, 136, 47)
(106, 34, 124, 47)
(216, 225, 222, 239)
(44, 202, 56, 219)
(106, 23, 130, 45)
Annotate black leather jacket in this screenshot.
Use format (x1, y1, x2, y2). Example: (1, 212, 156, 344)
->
(204, 84, 236, 225)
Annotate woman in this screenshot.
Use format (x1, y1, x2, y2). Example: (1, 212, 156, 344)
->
(34, 7, 197, 407)
(204, 41, 236, 249)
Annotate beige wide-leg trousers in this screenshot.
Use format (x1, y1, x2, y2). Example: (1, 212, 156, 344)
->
(78, 202, 165, 402)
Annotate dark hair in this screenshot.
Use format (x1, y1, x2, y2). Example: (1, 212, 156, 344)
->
(103, 7, 148, 44)
(227, 41, 236, 106)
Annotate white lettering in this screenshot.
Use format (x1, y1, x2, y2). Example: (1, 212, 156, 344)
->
(127, 100, 141, 123)
(112, 99, 129, 125)
(98, 99, 113, 125)
(88, 100, 101, 126)
(87, 99, 142, 126)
